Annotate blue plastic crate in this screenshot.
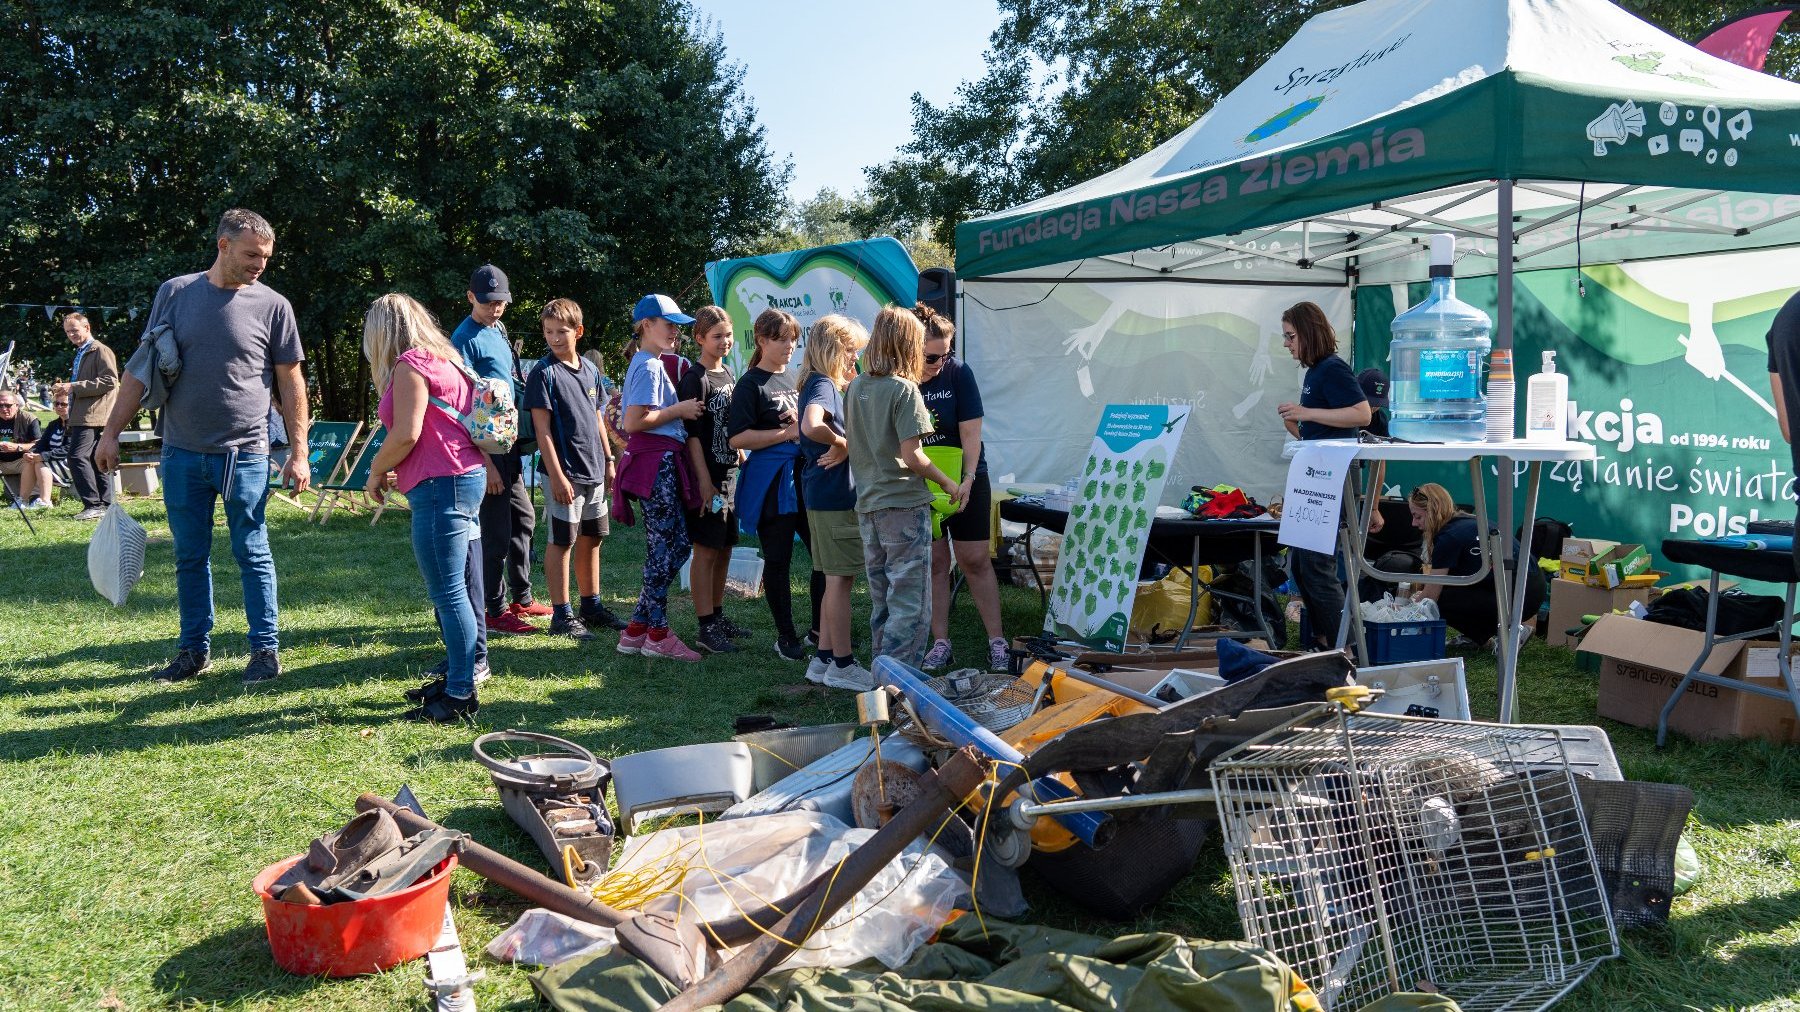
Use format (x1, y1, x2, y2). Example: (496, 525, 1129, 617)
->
(1363, 618, 1448, 665)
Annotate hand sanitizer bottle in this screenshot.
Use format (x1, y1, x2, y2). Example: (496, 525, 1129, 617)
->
(1525, 350, 1569, 442)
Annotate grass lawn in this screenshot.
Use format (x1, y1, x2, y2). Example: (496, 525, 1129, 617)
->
(1, 493, 1797, 1011)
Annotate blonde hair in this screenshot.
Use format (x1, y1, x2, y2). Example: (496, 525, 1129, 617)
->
(363, 293, 457, 391)
(750, 308, 800, 370)
(863, 306, 925, 380)
(691, 305, 730, 339)
(1409, 483, 1460, 565)
(798, 315, 867, 388)
(541, 298, 583, 329)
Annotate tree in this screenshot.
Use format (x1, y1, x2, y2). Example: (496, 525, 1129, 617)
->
(866, 0, 1799, 254)
(0, 0, 787, 418)
(751, 186, 953, 270)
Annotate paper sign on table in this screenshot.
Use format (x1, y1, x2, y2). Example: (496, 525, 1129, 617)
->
(1278, 441, 1360, 554)
(1044, 404, 1189, 651)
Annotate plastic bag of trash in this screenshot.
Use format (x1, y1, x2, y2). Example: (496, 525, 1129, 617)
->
(607, 810, 967, 970)
(88, 503, 147, 606)
(487, 908, 614, 967)
(1359, 592, 1439, 623)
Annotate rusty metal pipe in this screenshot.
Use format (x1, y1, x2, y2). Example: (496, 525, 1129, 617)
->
(658, 747, 990, 1012)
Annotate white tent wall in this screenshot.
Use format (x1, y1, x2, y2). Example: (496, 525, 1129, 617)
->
(962, 280, 1352, 501)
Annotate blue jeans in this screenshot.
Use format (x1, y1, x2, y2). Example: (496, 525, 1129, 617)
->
(162, 446, 280, 654)
(410, 470, 487, 697)
(859, 506, 933, 667)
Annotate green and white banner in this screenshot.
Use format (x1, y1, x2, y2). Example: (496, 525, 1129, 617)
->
(1355, 248, 1798, 587)
(1045, 405, 1190, 651)
(706, 238, 918, 375)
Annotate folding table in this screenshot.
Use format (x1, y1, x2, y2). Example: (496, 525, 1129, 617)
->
(1319, 438, 1595, 723)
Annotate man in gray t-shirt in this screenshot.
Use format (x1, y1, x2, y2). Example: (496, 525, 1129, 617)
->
(98, 208, 311, 686)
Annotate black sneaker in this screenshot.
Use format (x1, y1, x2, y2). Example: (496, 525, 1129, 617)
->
(773, 637, 809, 662)
(548, 613, 595, 641)
(579, 602, 629, 632)
(153, 649, 212, 684)
(697, 624, 738, 655)
(404, 661, 490, 703)
(403, 691, 479, 724)
(242, 649, 283, 684)
(716, 614, 753, 640)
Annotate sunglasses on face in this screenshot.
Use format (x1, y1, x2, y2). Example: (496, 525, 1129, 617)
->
(54, 401, 70, 407)
(924, 352, 948, 365)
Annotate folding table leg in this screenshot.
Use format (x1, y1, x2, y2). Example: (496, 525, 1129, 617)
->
(1656, 571, 1724, 747)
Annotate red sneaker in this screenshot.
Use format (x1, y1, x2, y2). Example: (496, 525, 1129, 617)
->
(487, 611, 539, 635)
(511, 600, 554, 618)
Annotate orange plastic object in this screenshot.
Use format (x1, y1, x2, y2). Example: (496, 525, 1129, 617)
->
(253, 853, 457, 977)
(1001, 677, 1154, 853)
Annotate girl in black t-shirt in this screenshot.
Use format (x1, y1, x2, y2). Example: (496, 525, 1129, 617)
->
(1408, 483, 1545, 646)
(1277, 301, 1369, 649)
(728, 309, 822, 661)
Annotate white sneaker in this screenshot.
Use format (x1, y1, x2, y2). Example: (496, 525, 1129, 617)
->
(804, 656, 830, 684)
(74, 506, 107, 520)
(24, 499, 50, 510)
(822, 661, 876, 691)
(474, 661, 492, 686)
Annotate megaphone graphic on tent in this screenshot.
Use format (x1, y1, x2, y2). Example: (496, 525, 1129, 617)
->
(1586, 100, 1647, 156)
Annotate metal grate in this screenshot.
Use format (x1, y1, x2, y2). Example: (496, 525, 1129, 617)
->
(1210, 709, 1618, 1012)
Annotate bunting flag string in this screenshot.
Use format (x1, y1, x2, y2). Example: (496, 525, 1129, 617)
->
(3, 302, 138, 324)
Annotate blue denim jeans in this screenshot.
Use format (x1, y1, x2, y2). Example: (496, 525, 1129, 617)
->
(859, 506, 933, 667)
(162, 446, 280, 654)
(410, 470, 487, 697)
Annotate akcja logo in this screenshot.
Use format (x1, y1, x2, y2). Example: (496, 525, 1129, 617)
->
(1568, 398, 1664, 452)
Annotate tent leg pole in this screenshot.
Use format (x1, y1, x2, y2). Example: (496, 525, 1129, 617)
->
(1497, 178, 1514, 352)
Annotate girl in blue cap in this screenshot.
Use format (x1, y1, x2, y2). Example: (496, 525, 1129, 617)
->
(612, 294, 705, 662)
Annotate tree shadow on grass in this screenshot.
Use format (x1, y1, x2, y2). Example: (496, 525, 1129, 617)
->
(1580, 887, 1800, 1010)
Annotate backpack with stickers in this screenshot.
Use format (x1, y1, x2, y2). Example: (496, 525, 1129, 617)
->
(431, 359, 518, 454)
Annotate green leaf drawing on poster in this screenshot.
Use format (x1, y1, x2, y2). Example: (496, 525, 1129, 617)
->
(1083, 479, 1098, 499)
(1088, 525, 1104, 550)
(1131, 483, 1146, 504)
(1114, 481, 1128, 500)
(1084, 592, 1099, 615)
(1146, 457, 1166, 481)
(1100, 458, 1112, 476)
(1134, 507, 1149, 531)
(1085, 457, 1096, 476)
(1103, 503, 1117, 525)
(1130, 460, 1144, 480)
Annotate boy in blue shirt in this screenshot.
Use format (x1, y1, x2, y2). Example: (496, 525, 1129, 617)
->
(451, 264, 544, 636)
(525, 299, 622, 641)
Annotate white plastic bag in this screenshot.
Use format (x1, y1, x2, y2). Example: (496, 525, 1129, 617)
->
(486, 908, 614, 967)
(88, 503, 147, 606)
(606, 810, 968, 970)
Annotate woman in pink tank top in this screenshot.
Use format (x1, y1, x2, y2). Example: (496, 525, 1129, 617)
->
(362, 294, 488, 722)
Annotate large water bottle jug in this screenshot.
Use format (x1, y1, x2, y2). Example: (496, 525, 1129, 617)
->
(1388, 233, 1492, 442)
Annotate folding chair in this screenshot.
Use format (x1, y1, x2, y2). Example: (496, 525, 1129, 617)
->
(311, 426, 387, 524)
(270, 420, 362, 511)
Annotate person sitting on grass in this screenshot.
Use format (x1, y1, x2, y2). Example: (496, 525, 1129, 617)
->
(844, 307, 967, 668)
(678, 305, 751, 654)
(1407, 482, 1544, 649)
(797, 314, 873, 689)
(361, 293, 489, 723)
(613, 294, 705, 662)
(526, 298, 623, 642)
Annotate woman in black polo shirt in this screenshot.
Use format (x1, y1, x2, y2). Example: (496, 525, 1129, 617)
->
(1409, 482, 1545, 646)
(1276, 301, 1369, 649)
(914, 303, 1008, 672)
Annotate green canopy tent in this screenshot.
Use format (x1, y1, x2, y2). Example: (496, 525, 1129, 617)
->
(953, 0, 1800, 504)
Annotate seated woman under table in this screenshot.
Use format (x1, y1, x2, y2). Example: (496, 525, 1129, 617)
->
(1407, 483, 1546, 647)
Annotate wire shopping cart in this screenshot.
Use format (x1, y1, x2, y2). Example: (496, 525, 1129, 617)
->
(1210, 704, 1617, 1012)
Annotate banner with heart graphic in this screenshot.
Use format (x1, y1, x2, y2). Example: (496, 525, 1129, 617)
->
(706, 238, 919, 375)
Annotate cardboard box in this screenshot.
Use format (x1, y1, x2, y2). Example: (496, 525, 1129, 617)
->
(1729, 641, 1800, 744)
(1562, 541, 1651, 588)
(1577, 614, 1800, 743)
(1545, 578, 1655, 648)
(1559, 538, 1618, 569)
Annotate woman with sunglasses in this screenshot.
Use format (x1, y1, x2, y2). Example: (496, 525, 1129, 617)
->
(1275, 301, 1369, 649)
(913, 303, 1008, 672)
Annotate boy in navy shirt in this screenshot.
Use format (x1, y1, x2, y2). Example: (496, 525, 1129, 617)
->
(525, 299, 623, 640)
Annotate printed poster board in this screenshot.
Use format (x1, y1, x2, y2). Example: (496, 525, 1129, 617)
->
(1044, 404, 1190, 651)
(705, 238, 919, 376)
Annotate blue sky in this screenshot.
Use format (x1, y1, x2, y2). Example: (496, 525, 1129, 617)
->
(689, 0, 1005, 201)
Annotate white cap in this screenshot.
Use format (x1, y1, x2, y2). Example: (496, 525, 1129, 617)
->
(1430, 233, 1456, 266)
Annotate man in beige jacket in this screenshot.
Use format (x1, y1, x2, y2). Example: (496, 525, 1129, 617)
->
(52, 310, 118, 518)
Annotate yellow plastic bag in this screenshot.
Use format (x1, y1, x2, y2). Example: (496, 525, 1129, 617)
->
(1130, 566, 1212, 640)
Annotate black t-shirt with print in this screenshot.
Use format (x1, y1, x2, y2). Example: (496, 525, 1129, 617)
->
(0, 413, 41, 462)
(1299, 354, 1367, 441)
(678, 363, 738, 484)
(919, 357, 987, 477)
(728, 367, 799, 438)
